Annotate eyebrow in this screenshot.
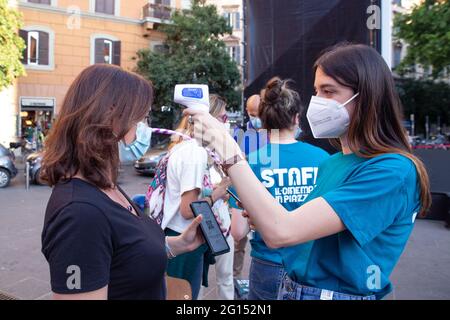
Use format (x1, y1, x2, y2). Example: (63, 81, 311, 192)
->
(314, 84, 337, 91)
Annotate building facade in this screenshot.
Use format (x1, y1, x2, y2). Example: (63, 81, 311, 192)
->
(206, 0, 243, 72)
(204, 0, 243, 123)
(391, 0, 423, 70)
(391, 0, 447, 82)
(0, 0, 190, 146)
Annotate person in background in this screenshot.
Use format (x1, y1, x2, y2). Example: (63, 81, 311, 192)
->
(246, 95, 262, 130)
(162, 94, 231, 300)
(36, 125, 45, 151)
(198, 95, 235, 300)
(235, 94, 268, 155)
(231, 94, 267, 280)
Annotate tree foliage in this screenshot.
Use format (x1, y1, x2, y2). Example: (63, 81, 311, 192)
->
(396, 78, 450, 134)
(394, 0, 450, 78)
(0, 0, 25, 90)
(136, 0, 241, 129)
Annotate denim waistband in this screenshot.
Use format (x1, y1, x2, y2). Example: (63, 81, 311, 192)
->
(278, 274, 376, 301)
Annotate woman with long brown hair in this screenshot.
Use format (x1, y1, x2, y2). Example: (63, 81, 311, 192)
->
(184, 43, 431, 300)
(41, 64, 204, 300)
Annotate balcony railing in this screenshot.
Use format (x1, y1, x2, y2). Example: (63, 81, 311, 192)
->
(143, 3, 172, 21)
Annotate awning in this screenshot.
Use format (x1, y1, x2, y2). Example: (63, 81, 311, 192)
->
(20, 97, 55, 111)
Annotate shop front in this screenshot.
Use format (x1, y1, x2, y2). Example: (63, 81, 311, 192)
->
(19, 97, 55, 151)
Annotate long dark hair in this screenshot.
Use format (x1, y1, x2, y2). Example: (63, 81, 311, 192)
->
(314, 43, 431, 216)
(41, 64, 154, 189)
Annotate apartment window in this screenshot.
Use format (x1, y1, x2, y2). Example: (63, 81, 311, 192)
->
(151, 42, 169, 54)
(181, 0, 191, 10)
(224, 11, 240, 30)
(156, 0, 171, 6)
(102, 40, 113, 64)
(95, 0, 115, 15)
(226, 45, 240, 64)
(28, 32, 39, 65)
(92, 36, 121, 65)
(393, 43, 403, 68)
(28, 0, 51, 4)
(151, 0, 171, 19)
(19, 29, 50, 66)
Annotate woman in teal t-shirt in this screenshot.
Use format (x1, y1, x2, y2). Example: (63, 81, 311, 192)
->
(231, 77, 329, 300)
(184, 43, 431, 300)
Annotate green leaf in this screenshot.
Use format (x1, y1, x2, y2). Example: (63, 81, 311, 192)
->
(0, 0, 25, 90)
(394, 0, 450, 79)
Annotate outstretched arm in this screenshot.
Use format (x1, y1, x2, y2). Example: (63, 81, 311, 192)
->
(184, 109, 345, 248)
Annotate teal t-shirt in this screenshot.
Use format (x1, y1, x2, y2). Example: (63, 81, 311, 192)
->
(230, 141, 329, 265)
(281, 152, 422, 299)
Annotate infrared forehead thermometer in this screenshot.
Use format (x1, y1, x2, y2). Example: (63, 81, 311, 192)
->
(174, 84, 210, 112)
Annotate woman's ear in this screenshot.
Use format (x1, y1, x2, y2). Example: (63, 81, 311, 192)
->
(294, 113, 300, 127)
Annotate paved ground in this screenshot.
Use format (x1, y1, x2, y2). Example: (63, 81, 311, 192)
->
(0, 163, 449, 300)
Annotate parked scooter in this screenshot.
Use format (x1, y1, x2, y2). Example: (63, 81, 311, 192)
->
(26, 152, 45, 185)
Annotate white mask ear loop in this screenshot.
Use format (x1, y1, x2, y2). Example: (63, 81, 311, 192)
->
(341, 93, 359, 107)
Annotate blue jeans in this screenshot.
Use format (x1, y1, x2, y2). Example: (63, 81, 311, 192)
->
(277, 274, 377, 300)
(188, 254, 204, 300)
(248, 257, 286, 300)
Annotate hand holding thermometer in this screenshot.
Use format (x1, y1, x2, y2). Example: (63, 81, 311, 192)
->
(174, 84, 210, 112)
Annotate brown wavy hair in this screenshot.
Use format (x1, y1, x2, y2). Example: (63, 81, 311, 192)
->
(314, 43, 431, 216)
(41, 64, 154, 189)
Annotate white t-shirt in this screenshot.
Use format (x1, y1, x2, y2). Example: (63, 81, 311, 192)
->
(163, 140, 213, 233)
(209, 166, 231, 232)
